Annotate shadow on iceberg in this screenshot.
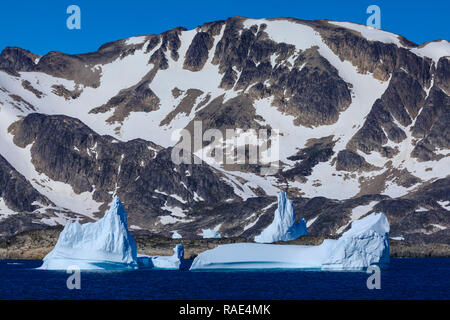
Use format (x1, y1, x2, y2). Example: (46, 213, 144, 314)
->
(190, 212, 390, 271)
(254, 191, 307, 243)
(37, 196, 138, 270)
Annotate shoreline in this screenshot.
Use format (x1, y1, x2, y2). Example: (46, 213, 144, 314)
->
(1, 227, 449, 260)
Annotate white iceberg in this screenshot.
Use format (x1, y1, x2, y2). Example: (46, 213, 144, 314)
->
(321, 212, 390, 270)
(190, 212, 390, 271)
(137, 244, 184, 269)
(38, 196, 138, 270)
(202, 229, 221, 239)
(172, 231, 182, 239)
(254, 192, 307, 243)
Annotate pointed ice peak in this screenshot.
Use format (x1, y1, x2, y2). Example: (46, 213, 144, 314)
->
(38, 194, 138, 270)
(254, 191, 307, 243)
(275, 191, 292, 221)
(173, 244, 184, 260)
(113, 195, 121, 205)
(278, 191, 287, 200)
(106, 195, 128, 226)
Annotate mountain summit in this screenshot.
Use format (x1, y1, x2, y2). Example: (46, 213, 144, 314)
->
(0, 17, 448, 244)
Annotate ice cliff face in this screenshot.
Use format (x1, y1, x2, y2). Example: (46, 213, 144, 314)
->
(190, 212, 390, 271)
(322, 212, 390, 270)
(38, 196, 138, 270)
(254, 192, 307, 243)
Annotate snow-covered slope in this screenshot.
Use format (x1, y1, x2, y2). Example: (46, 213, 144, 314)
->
(254, 191, 307, 243)
(38, 196, 138, 270)
(190, 212, 389, 271)
(0, 16, 448, 242)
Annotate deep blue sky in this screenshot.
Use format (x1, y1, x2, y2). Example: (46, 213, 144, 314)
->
(1, 0, 448, 56)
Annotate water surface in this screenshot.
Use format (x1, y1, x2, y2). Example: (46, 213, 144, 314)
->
(0, 258, 448, 299)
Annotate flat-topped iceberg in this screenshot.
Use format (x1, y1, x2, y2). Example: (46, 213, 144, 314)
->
(255, 192, 307, 243)
(190, 212, 390, 271)
(38, 196, 138, 270)
(137, 244, 184, 269)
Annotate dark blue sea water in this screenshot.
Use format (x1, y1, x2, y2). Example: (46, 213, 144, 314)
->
(0, 258, 449, 299)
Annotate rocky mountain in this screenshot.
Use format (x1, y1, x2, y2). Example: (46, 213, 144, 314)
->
(0, 17, 449, 244)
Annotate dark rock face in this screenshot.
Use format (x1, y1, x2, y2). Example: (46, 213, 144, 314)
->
(271, 48, 352, 127)
(50, 84, 81, 100)
(184, 32, 214, 71)
(313, 20, 430, 84)
(21, 80, 43, 98)
(0, 17, 448, 246)
(335, 149, 374, 172)
(173, 196, 277, 239)
(160, 27, 186, 61)
(0, 154, 51, 213)
(435, 56, 450, 94)
(192, 94, 260, 132)
(160, 89, 203, 126)
(0, 47, 39, 75)
(347, 68, 429, 156)
(0, 214, 49, 238)
(373, 177, 450, 243)
(411, 88, 450, 161)
(149, 47, 169, 69)
(210, 18, 352, 127)
(391, 209, 449, 243)
(0, 35, 148, 87)
(90, 80, 161, 123)
(35, 52, 102, 88)
(313, 20, 449, 165)
(283, 136, 335, 179)
(8, 113, 236, 228)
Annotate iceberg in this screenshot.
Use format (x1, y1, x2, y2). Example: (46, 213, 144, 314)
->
(38, 196, 138, 270)
(202, 229, 221, 239)
(190, 212, 390, 271)
(137, 244, 184, 269)
(254, 192, 307, 243)
(322, 212, 390, 270)
(172, 231, 182, 239)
